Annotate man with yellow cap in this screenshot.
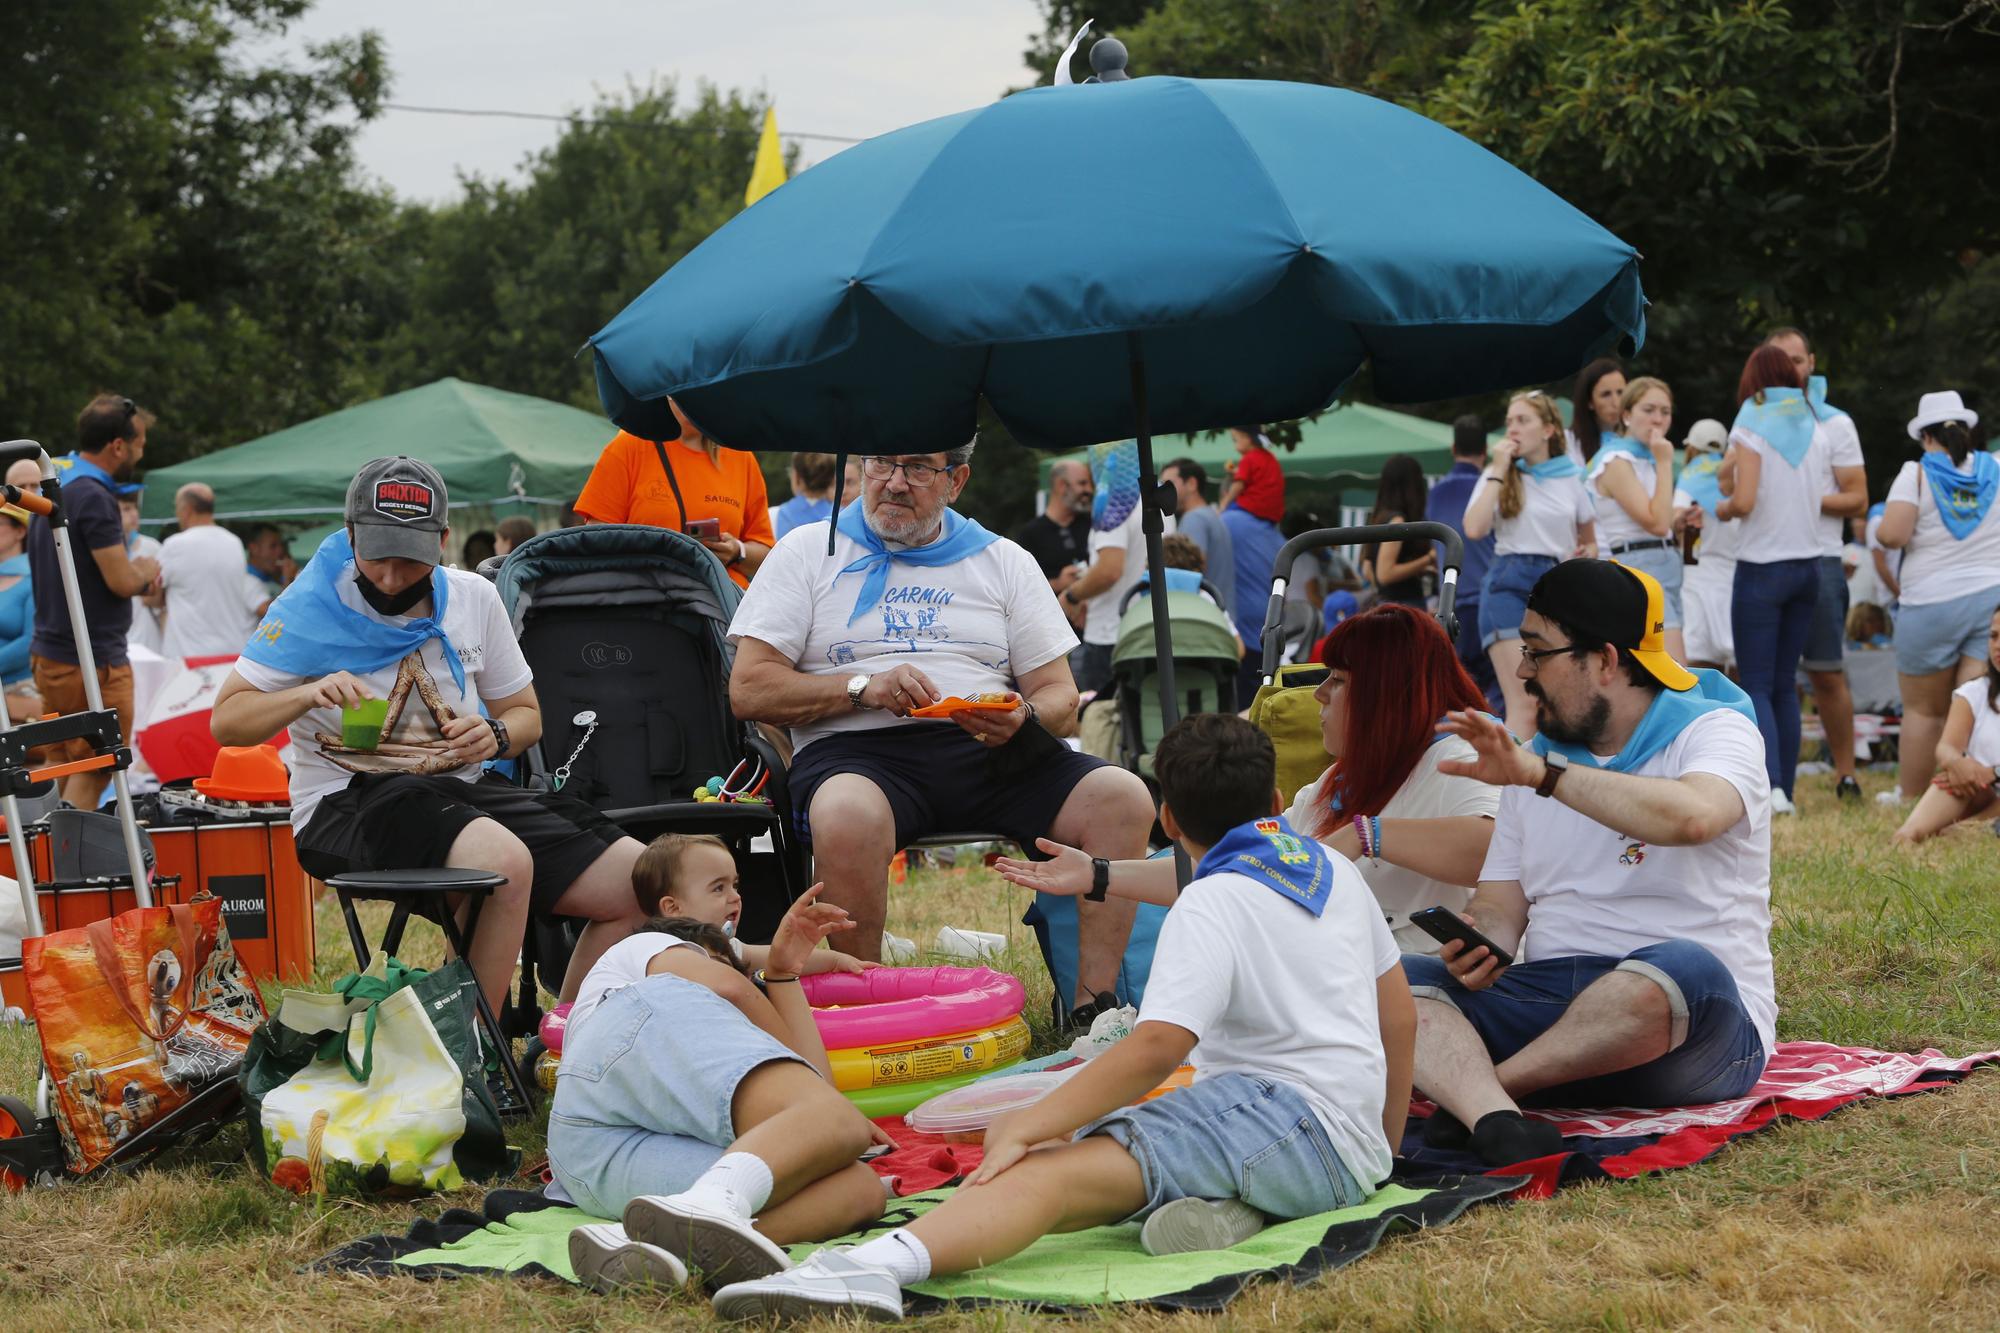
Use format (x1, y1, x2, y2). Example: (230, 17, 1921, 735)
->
(1398, 559, 1775, 1167)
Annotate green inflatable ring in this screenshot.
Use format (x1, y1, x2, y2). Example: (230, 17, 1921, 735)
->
(842, 1059, 1023, 1119)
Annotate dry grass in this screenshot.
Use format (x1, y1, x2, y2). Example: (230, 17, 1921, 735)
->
(5, 773, 2000, 1330)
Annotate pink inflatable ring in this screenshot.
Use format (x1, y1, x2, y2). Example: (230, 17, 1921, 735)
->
(801, 966, 1025, 1048)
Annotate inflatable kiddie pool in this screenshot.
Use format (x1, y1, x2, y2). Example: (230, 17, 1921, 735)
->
(803, 966, 1029, 1116)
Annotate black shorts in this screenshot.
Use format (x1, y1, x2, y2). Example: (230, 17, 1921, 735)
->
(787, 720, 1111, 855)
(296, 773, 627, 915)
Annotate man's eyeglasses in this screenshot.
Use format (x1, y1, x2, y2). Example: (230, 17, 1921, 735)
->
(862, 457, 953, 487)
(1519, 642, 1583, 673)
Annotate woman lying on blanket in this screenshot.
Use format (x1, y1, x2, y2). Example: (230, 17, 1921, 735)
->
(999, 603, 1498, 951)
(549, 883, 890, 1294)
(1894, 606, 2000, 846)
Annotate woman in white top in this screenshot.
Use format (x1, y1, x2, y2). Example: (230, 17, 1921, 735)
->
(1462, 390, 1598, 740)
(1716, 344, 1838, 808)
(1893, 606, 2000, 845)
(1677, 419, 1740, 671)
(1875, 391, 2000, 803)
(996, 604, 1498, 953)
(1588, 376, 1688, 661)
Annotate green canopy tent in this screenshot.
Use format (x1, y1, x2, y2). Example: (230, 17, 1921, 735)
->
(1035, 403, 1458, 490)
(137, 379, 614, 540)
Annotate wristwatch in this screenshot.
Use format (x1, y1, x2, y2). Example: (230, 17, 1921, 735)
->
(1086, 857, 1111, 902)
(1535, 750, 1569, 798)
(487, 718, 510, 758)
(847, 674, 874, 711)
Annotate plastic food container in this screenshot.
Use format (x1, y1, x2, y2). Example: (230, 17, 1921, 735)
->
(341, 699, 389, 750)
(907, 1068, 1080, 1142)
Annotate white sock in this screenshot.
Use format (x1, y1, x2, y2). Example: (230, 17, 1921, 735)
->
(682, 1152, 773, 1218)
(844, 1228, 931, 1285)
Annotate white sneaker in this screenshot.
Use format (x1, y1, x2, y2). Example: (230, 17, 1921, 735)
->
(1770, 789, 1796, 816)
(712, 1249, 905, 1323)
(568, 1221, 689, 1293)
(1875, 788, 1913, 808)
(1139, 1197, 1268, 1255)
(624, 1191, 792, 1289)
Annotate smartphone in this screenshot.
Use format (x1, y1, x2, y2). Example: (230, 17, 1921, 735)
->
(1408, 907, 1514, 968)
(684, 517, 721, 541)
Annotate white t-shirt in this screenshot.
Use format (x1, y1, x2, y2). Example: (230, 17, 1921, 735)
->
(232, 566, 531, 828)
(1865, 510, 1903, 592)
(1816, 416, 1865, 556)
(1494, 473, 1594, 558)
(159, 524, 267, 660)
(1285, 736, 1500, 951)
(1140, 859, 1400, 1191)
(1884, 458, 2000, 606)
(566, 931, 744, 1040)
(729, 519, 1078, 752)
(1953, 678, 2000, 768)
(1479, 707, 1776, 1055)
(128, 533, 165, 654)
(1727, 419, 1844, 564)
(1587, 450, 1673, 549)
(1083, 507, 1173, 646)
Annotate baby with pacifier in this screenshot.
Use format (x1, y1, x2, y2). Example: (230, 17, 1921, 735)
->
(551, 848, 892, 1295)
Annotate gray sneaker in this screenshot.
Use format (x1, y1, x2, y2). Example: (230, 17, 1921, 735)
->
(712, 1249, 905, 1323)
(624, 1191, 792, 1289)
(567, 1222, 689, 1293)
(1140, 1197, 1268, 1255)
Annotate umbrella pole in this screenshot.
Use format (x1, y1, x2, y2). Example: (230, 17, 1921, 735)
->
(1126, 335, 1191, 888)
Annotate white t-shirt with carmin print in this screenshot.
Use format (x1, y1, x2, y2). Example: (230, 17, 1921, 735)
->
(728, 518, 1078, 754)
(232, 566, 531, 829)
(1479, 707, 1777, 1057)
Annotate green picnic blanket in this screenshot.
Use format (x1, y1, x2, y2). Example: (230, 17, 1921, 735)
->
(316, 1175, 1519, 1313)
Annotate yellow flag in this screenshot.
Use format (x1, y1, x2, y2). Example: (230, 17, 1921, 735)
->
(744, 107, 787, 207)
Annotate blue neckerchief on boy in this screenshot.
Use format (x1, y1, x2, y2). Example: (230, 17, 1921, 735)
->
(0, 555, 27, 578)
(1919, 450, 2000, 541)
(1519, 455, 1583, 480)
(1529, 668, 1755, 773)
(55, 452, 118, 492)
(241, 528, 465, 693)
(836, 501, 1000, 625)
(1593, 434, 1651, 464)
(1194, 813, 1336, 917)
(1678, 452, 1724, 518)
(1731, 388, 1817, 469)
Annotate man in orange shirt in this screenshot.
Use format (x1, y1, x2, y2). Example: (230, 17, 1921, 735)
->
(575, 401, 776, 589)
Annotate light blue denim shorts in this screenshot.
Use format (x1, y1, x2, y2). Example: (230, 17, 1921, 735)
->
(1607, 542, 1685, 630)
(1894, 584, 2000, 676)
(1081, 1071, 1367, 1223)
(547, 973, 806, 1218)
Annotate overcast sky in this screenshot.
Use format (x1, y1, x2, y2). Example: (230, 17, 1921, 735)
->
(268, 0, 1046, 202)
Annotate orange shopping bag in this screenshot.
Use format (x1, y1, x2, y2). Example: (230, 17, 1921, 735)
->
(22, 895, 266, 1174)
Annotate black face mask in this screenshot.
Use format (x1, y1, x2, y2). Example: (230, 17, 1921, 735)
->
(353, 566, 432, 616)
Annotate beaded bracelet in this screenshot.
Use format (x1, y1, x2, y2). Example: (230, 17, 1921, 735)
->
(1352, 814, 1372, 859)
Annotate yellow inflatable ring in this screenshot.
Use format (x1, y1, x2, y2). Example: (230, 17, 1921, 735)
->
(826, 1016, 1031, 1093)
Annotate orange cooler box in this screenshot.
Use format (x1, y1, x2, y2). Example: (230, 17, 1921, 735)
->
(0, 817, 313, 1012)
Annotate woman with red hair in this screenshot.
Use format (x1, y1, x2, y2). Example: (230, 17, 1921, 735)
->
(997, 605, 1497, 952)
(1715, 343, 1835, 813)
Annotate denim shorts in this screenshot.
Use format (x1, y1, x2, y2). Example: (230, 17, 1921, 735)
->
(1801, 555, 1850, 671)
(1605, 543, 1684, 629)
(1402, 939, 1767, 1106)
(547, 974, 806, 1217)
(1081, 1071, 1367, 1223)
(1894, 583, 2000, 675)
(1479, 553, 1561, 648)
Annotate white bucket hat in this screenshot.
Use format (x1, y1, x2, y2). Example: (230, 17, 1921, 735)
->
(1683, 419, 1728, 453)
(1907, 390, 1979, 440)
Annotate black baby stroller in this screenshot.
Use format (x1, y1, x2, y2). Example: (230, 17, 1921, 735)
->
(488, 525, 808, 1015)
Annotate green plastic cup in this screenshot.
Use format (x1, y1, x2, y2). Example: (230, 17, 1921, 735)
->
(341, 698, 389, 751)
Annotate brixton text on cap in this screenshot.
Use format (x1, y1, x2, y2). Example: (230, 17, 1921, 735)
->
(345, 456, 449, 564)
(1526, 558, 1698, 693)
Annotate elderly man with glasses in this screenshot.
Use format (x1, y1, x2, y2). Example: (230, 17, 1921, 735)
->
(1400, 559, 1777, 1167)
(728, 440, 1152, 1031)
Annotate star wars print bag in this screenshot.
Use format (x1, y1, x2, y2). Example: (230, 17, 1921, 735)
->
(23, 895, 265, 1174)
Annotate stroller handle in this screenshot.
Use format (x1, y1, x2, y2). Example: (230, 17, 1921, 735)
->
(1258, 522, 1464, 678)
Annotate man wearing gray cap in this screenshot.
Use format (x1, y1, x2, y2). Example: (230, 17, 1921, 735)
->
(211, 456, 651, 1010)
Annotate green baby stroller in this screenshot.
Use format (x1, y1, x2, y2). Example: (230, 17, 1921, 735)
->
(1111, 575, 1242, 779)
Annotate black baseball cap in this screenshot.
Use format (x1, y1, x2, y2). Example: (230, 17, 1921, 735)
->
(345, 456, 448, 564)
(1526, 559, 1697, 691)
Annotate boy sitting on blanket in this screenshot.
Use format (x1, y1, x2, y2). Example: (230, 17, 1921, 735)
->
(711, 712, 1416, 1323)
